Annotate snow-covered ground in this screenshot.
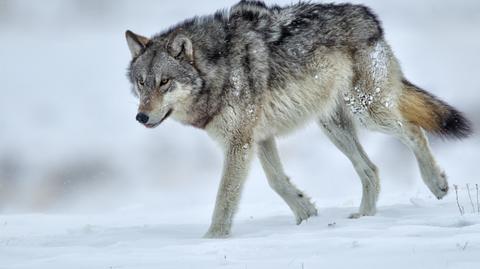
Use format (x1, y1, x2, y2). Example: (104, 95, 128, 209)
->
(0, 0, 479, 268)
(1, 195, 480, 269)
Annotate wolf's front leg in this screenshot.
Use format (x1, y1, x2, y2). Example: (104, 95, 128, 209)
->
(258, 138, 317, 224)
(204, 140, 254, 238)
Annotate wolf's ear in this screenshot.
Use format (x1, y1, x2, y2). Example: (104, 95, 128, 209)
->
(169, 34, 194, 62)
(125, 30, 149, 57)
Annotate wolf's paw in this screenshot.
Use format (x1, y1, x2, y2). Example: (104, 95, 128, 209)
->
(203, 226, 231, 239)
(349, 208, 376, 219)
(349, 212, 373, 219)
(433, 184, 449, 200)
(291, 195, 318, 225)
(428, 171, 449, 200)
(348, 213, 363, 219)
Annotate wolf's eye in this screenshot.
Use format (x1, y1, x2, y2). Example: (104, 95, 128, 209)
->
(137, 80, 144, 88)
(160, 78, 170, 87)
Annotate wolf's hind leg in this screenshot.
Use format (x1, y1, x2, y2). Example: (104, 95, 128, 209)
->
(319, 107, 380, 218)
(393, 123, 449, 199)
(258, 138, 318, 224)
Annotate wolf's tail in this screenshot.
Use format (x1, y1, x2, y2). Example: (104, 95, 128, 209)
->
(399, 79, 472, 139)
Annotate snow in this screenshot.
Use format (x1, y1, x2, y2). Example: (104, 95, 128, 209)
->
(0, 0, 479, 268)
(369, 41, 389, 84)
(1, 196, 479, 269)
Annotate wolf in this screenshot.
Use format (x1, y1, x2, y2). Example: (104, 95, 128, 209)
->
(125, 0, 472, 238)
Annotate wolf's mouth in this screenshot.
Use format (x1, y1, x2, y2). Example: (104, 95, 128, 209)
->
(145, 109, 173, 128)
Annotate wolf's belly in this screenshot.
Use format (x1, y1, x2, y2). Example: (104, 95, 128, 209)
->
(254, 77, 341, 140)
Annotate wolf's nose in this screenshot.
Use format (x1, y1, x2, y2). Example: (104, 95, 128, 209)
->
(136, 113, 149, 124)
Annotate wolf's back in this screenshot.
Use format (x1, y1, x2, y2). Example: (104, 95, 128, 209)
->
(229, 1, 384, 47)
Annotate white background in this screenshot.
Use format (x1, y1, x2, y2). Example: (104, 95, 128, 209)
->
(0, 1, 479, 268)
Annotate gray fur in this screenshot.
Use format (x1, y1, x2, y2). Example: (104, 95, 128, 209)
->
(258, 138, 318, 224)
(319, 106, 379, 218)
(125, 1, 466, 238)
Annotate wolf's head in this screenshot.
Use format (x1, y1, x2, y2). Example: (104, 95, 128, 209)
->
(125, 30, 202, 128)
